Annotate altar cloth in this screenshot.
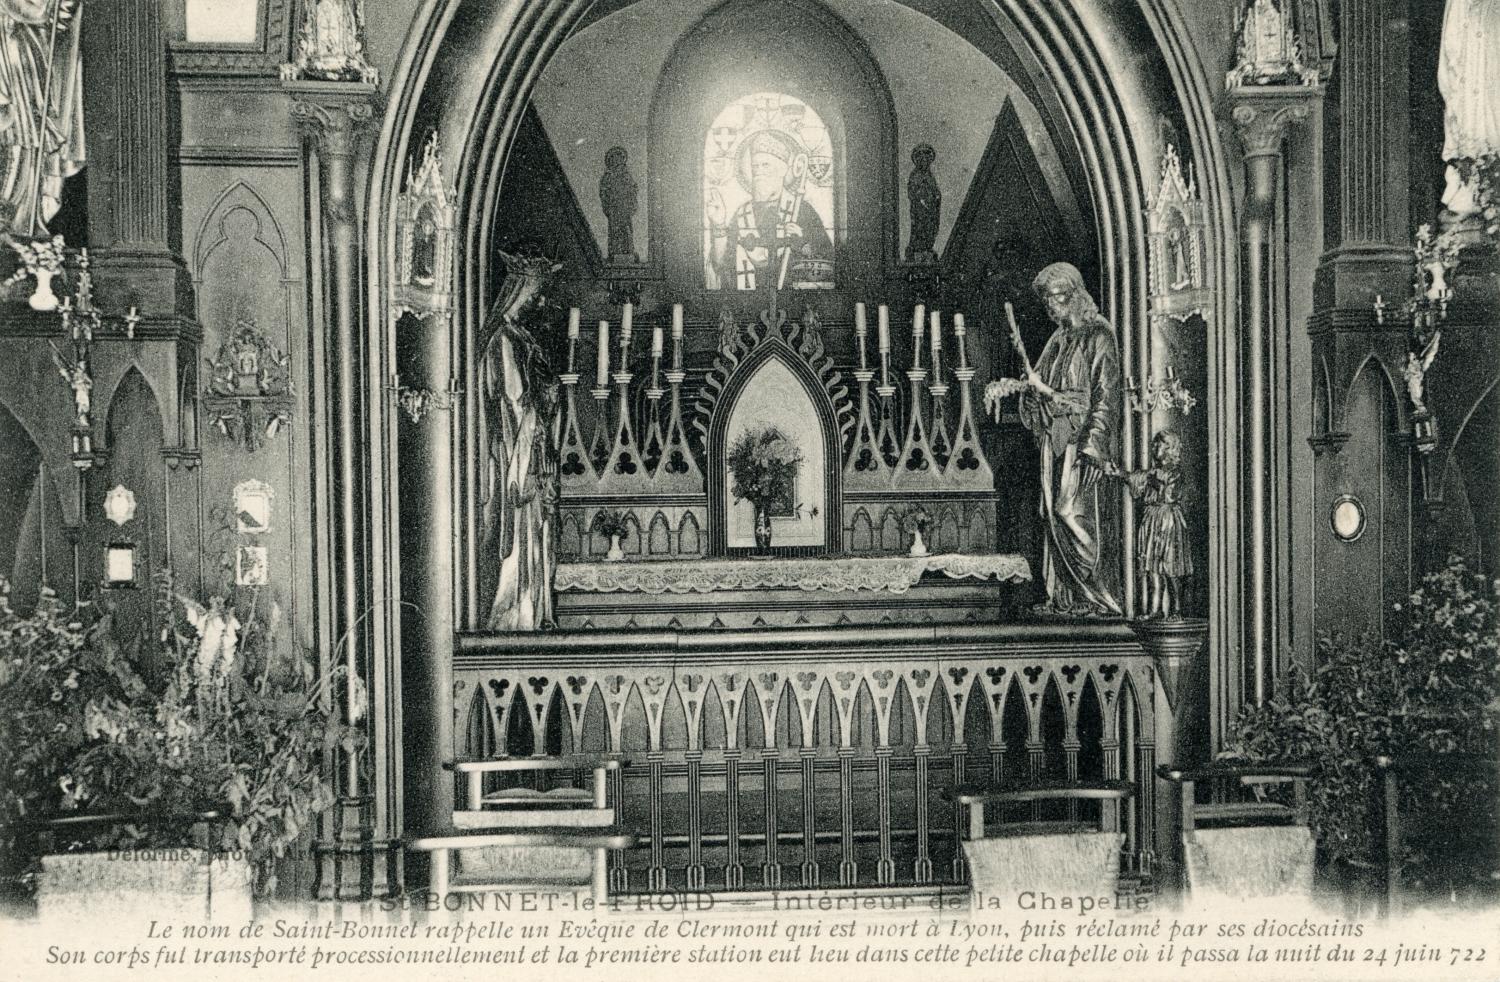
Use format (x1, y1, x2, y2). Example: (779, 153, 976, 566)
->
(555, 553, 1032, 595)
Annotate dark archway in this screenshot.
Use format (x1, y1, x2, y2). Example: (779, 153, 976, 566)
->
(366, 0, 1241, 849)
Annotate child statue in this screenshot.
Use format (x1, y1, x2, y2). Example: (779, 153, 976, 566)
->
(1105, 431, 1192, 619)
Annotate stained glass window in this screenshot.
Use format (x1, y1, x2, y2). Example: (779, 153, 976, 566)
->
(703, 92, 836, 291)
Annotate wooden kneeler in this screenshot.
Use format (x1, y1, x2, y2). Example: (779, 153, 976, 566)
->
(952, 781, 1135, 899)
(409, 827, 637, 904)
(409, 755, 636, 904)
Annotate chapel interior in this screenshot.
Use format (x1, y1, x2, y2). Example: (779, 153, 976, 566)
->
(0, 0, 1496, 910)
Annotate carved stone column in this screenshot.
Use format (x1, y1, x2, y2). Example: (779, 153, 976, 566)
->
(1309, 0, 1420, 643)
(1227, 88, 1321, 709)
(286, 80, 394, 900)
(81, 0, 194, 315)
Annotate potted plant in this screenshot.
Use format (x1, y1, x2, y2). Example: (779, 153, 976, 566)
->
(1223, 556, 1499, 901)
(727, 426, 803, 554)
(900, 505, 932, 558)
(592, 509, 630, 561)
(0, 570, 358, 917)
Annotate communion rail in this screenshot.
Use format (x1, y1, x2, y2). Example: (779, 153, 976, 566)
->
(454, 623, 1159, 894)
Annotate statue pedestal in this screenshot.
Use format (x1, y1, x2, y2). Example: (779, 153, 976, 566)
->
(1129, 616, 1208, 891)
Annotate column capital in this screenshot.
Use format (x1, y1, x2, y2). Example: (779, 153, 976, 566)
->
(285, 81, 379, 158)
(1226, 86, 1322, 159)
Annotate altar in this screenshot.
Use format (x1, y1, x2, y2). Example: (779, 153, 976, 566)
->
(553, 553, 1031, 629)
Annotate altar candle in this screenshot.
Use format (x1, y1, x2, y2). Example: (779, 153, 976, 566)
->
(568, 307, 581, 339)
(954, 313, 968, 370)
(912, 304, 925, 370)
(596, 321, 610, 386)
(929, 310, 942, 378)
(652, 325, 664, 358)
(854, 302, 868, 370)
(672, 305, 684, 370)
(877, 305, 890, 353)
(621, 302, 633, 342)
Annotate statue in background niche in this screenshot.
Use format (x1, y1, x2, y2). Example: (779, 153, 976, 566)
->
(905, 144, 940, 263)
(599, 146, 639, 263)
(482, 252, 563, 631)
(0, 0, 84, 238)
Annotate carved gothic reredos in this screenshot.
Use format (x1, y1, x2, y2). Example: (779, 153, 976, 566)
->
(693, 304, 854, 456)
(1147, 144, 1213, 326)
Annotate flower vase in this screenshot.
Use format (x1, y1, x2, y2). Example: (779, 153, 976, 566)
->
(28, 268, 59, 312)
(909, 528, 929, 558)
(605, 533, 625, 561)
(753, 503, 773, 554)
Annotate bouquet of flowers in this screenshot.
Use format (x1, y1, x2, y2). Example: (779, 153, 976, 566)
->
(727, 426, 803, 510)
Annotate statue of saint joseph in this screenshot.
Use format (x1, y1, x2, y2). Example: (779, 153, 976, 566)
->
(989, 262, 1124, 617)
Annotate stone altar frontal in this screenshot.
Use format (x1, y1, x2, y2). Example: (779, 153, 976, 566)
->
(553, 553, 1032, 630)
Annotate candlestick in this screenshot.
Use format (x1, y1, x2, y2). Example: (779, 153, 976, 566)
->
(911, 304, 925, 370)
(929, 310, 942, 379)
(854, 302, 868, 371)
(953, 313, 968, 370)
(596, 320, 610, 387)
(650, 328, 663, 392)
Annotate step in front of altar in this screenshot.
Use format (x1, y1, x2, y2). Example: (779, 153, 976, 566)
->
(554, 553, 1032, 630)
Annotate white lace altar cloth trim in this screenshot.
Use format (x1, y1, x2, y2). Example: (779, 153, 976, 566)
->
(555, 554, 1032, 595)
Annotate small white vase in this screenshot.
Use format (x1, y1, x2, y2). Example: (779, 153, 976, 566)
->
(909, 529, 929, 558)
(605, 533, 625, 562)
(28, 268, 59, 312)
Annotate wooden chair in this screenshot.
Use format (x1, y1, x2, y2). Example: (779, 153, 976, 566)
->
(954, 780, 1136, 840)
(1157, 762, 1314, 900)
(952, 781, 1135, 898)
(407, 755, 636, 903)
(1375, 753, 1500, 917)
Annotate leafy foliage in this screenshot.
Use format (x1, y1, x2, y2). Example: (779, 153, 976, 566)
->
(0, 584, 142, 875)
(1226, 556, 1500, 891)
(727, 426, 803, 508)
(1451, 153, 1500, 239)
(1, 570, 360, 896)
(591, 508, 630, 541)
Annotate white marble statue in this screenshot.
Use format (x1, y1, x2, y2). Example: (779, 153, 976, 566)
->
(1439, 0, 1500, 216)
